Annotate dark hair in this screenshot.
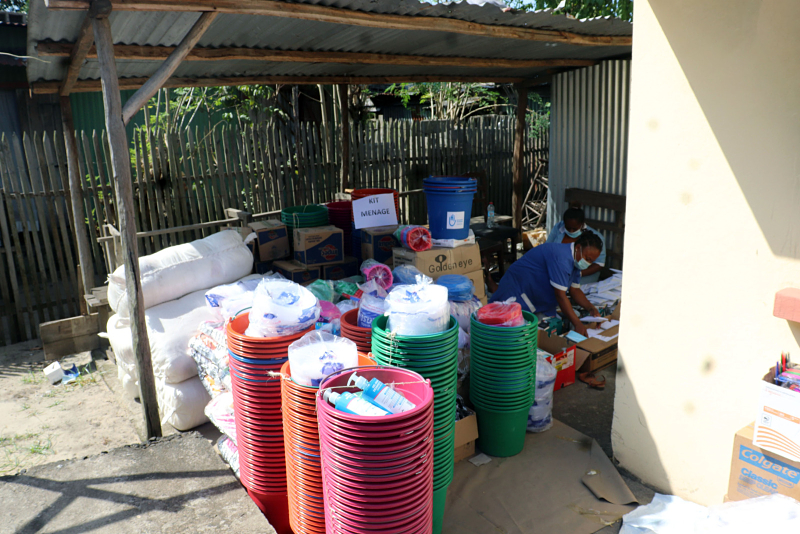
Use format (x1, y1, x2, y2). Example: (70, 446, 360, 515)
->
(576, 229, 603, 251)
(563, 207, 585, 225)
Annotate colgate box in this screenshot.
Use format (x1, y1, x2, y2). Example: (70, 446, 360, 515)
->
(727, 422, 800, 502)
(293, 225, 344, 266)
(362, 226, 399, 264)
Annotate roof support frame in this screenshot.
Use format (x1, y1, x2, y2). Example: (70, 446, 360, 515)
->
(58, 13, 94, 96)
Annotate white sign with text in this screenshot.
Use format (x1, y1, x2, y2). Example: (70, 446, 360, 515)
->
(352, 194, 398, 229)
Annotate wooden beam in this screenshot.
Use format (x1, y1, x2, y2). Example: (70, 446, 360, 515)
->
(92, 7, 162, 440)
(512, 83, 527, 231)
(564, 188, 627, 212)
(59, 15, 94, 96)
(121, 12, 217, 125)
(60, 96, 95, 306)
(339, 84, 349, 192)
(38, 41, 600, 70)
(43, 1, 632, 47)
(32, 74, 528, 94)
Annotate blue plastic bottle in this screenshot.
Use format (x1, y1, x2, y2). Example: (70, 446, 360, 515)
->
(487, 202, 495, 228)
(347, 373, 416, 414)
(323, 389, 390, 417)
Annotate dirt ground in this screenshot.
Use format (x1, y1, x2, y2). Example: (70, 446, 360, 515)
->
(0, 341, 139, 476)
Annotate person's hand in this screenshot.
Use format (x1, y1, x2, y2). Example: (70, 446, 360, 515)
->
(575, 323, 589, 337)
(590, 307, 601, 317)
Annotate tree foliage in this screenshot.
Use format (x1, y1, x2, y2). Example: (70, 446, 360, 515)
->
(0, 0, 28, 12)
(506, 0, 633, 22)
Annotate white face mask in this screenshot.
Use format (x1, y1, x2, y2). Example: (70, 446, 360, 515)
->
(574, 246, 592, 270)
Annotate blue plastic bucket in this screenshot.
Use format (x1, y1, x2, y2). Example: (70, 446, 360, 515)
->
(424, 189, 476, 240)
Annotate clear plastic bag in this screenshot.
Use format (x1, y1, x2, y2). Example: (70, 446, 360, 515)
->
(394, 225, 432, 252)
(245, 279, 321, 337)
(436, 274, 475, 302)
(360, 259, 393, 290)
(358, 293, 386, 328)
(336, 298, 359, 315)
(288, 331, 358, 386)
(450, 296, 483, 332)
(306, 279, 338, 303)
(319, 300, 342, 324)
(392, 265, 432, 286)
(476, 299, 525, 327)
(527, 353, 557, 433)
(385, 281, 450, 336)
(205, 273, 284, 320)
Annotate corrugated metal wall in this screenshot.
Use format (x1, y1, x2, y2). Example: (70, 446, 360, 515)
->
(549, 60, 631, 250)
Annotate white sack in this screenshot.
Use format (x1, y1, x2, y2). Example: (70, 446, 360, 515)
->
(158, 377, 210, 431)
(106, 289, 222, 385)
(115, 356, 140, 399)
(108, 230, 253, 317)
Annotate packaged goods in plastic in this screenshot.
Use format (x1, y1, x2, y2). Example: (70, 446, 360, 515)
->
(318, 300, 342, 324)
(288, 331, 358, 386)
(189, 328, 231, 398)
(245, 279, 321, 337)
(336, 298, 359, 315)
(360, 258, 393, 290)
(392, 264, 432, 285)
(436, 274, 475, 302)
(205, 392, 237, 443)
(333, 279, 360, 298)
(385, 281, 450, 335)
(204, 273, 284, 320)
(357, 293, 386, 328)
(394, 224, 432, 251)
(158, 376, 210, 431)
(217, 435, 240, 478)
(306, 279, 338, 302)
(476, 299, 525, 327)
(528, 354, 557, 433)
(108, 230, 254, 318)
(450, 297, 483, 332)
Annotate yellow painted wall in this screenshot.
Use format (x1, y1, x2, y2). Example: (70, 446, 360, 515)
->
(613, 0, 800, 505)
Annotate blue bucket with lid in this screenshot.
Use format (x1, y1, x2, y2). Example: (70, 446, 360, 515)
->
(424, 177, 477, 240)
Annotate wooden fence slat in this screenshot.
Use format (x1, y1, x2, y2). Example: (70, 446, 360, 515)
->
(155, 133, 176, 242)
(94, 131, 116, 228)
(0, 137, 28, 341)
(133, 132, 153, 255)
(177, 129, 202, 242)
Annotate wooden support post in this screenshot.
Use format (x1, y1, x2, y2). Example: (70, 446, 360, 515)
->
(339, 84, 350, 192)
(512, 83, 527, 231)
(59, 15, 94, 96)
(92, 2, 162, 439)
(60, 96, 95, 312)
(121, 12, 218, 125)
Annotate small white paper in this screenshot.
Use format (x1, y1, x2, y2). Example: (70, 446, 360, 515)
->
(586, 329, 603, 338)
(352, 194, 398, 229)
(600, 319, 619, 330)
(446, 211, 465, 230)
(594, 333, 619, 342)
(469, 453, 492, 466)
(580, 316, 607, 323)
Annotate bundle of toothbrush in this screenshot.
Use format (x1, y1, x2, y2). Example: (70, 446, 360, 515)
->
(775, 352, 800, 392)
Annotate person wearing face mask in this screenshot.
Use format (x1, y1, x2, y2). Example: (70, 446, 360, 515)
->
(488, 230, 603, 337)
(547, 207, 606, 284)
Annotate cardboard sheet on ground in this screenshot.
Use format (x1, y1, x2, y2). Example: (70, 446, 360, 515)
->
(444, 419, 638, 534)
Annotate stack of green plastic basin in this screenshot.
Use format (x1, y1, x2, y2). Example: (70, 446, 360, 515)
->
(371, 315, 458, 534)
(280, 204, 329, 230)
(469, 310, 538, 458)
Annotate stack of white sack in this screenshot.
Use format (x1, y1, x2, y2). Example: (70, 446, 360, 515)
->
(105, 230, 254, 431)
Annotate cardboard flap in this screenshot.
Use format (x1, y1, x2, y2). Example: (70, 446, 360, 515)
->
(454, 414, 479, 446)
(581, 440, 638, 505)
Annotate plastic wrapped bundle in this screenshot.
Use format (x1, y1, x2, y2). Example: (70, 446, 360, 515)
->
(528, 353, 557, 433)
(436, 274, 475, 302)
(288, 331, 358, 386)
(306, 279, 338, 302)
(245, 279, 321, 337)
(385, 281, 450, 336)
(360, 258, 393, 290)
(476, 299, 525, 327)
(358, 293, 386, 328)
(204, 273, 285, 320)
(394, 225, 432, 252)
(392, 264, 432, 285)
(450, 296, 483, 332)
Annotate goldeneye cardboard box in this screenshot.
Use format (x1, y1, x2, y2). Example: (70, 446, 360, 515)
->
(273, 260, 320, 285)
(362, 226, 399, 264)
(392, 243, 481, 278)
(727, 422, 800, 502)
(293, 226, 344, 266)
(248, 220, 289, 261)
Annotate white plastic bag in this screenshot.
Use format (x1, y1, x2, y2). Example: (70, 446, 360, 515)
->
(527, 353, 557, 433)
(205, 272, 284, 321)
(385, 281, 450, 336)
(246, 279, 321, 337)
(358, 293, 386, 328)
(450, 297, 483, 332)
(288, 331, 358, 386)
(205, 392, 237, 444)
(108, 230, 254, 318)
(158, 376, 210, 431)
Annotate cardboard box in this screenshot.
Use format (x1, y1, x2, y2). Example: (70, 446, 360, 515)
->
(321, 256, 359, 281)
(537, 332, 577, 390)
(293, 226, 344, 266)
(248, 220, 289, 261)
(361, 226, 399, 264)
(573, 305, 621, 373)
(273, 260, 320, 285)
(727, 423, 800, 502)
(454, 413, 479, 463)
(254, 261, 274, 275)
(754, 370, 800, 462)
(393, 243, 481, 278)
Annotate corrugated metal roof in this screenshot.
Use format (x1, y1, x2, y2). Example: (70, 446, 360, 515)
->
(26, 0, 631, 87)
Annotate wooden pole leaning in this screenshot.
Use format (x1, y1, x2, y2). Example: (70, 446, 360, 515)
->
(91, 0, 161, 439)
(512, 83, 527, 232)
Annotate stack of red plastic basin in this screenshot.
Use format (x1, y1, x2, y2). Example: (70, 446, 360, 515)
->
(280, 354, 375, 534)
(227, 311, 313, 534)
(351, 188, 400, 221)
(327, 201, 354, 255)
(339, 309, 372, 353)
(317, 365, 435, 534)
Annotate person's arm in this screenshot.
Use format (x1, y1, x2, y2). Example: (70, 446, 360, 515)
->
(569, 286, 600, 317)
(581, 264, 603, 278)
(554, 288, 588, 336)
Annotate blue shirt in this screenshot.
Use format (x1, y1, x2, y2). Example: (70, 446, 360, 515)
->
(489, 243, 581, 317)
(547, 221, 606, 284)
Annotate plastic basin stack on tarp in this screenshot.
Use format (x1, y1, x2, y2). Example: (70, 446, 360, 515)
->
(423, 177, 477, 240)
(326, 201, 353, 255)
(317, 366, 435, 534)
(280, 356, 375, 534)
(370, 315, 459, 534)
(227, 312, 313, 534)
(340, 308, 372, 354)
(469, 311, 538, 457)
(351, 188, 400, 221)
(281, 205, 330, 231)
